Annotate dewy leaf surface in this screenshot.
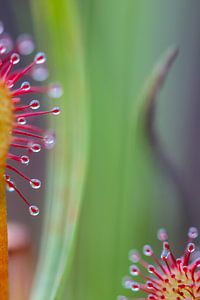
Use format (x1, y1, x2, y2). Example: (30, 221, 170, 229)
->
(31, 1, 182, 299)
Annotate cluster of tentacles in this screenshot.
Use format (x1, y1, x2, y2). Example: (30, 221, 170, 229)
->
(0, 22, 62, 216)
(119, 227, 200, 300)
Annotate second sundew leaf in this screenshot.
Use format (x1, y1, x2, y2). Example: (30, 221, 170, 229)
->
(30, 1, 89, 300)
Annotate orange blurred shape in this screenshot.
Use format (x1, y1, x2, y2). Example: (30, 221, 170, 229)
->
(8, 222, 36, 300)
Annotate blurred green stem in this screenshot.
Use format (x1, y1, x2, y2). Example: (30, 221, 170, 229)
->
(31, 1, 88, 299)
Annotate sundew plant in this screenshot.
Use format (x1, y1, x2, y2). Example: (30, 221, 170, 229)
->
(0, 1, 200, 300)
(121, 228, 200, 300)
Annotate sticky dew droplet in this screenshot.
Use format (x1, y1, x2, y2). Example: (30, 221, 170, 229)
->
(0, 43, 6, 54)
(31, 66, 49, 81)
(34, 52, 46, 64)
(29, 205, 39, 216)
(122, 277, 133, 289)
(29, 143, 41, 153)
(128, 249, 140, 263)
(29, 99, 40, 110)
(161, 249, 169, 260)
(20, 155, 30, 165)
(143, 245, 153, 256)
(48, 83, 63, 98)
(16, 34, 35, 55)
(188, 227, 198, 239)
(30, 179, 41, 189)
(51, 107, 60, 116)
(187, 242, 195, 253)
(6, 181, 15, 192)
(21, 81, 30, 91)
(131, 282, 140, 292)
(10, 53, 20, 64)
(157, 228, 168, 241)
(0, 34, 14, 53)
(17, 117, 26, 125)
(43, 133, 56, 149)
(4, 174, 10, 181)
(130, 265, 139, 276)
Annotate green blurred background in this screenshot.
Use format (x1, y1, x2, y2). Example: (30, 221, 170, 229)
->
(2, 0, 200, 299)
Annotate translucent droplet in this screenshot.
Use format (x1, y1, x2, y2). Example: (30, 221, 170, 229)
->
(29, 205, 39, 216)
(148, 265, 156, 274)
(143, 245, 153, 256)
(187, 242, 195, 253)
(146, 281, 154, 289)
(17, 117, 26, 125)
(48, 83, 63, 98)
(34, 52, 46, 64)
(4, 174, 10, 181)
(29, 99, 40, 110)
(157, 228, 168, 241)
(16, 34, 35, 55)
(44, 134, 56, 149)
(31, 66, 49, 81)
(21, 81, 30, 91)
(30, 143, 41, 153)
(10, 53, 20, 64)
(30, 179, 41, 189)
(6, 181, 15, 192)
(131, 282, 140, 292)
(0, 34, 13, 53)
(161, 249, 169, 260)
(0, 43, 6, 54)
(163, 241, 170, 250)
(122, 277, 133, 289)
(20, 155, 29, 165)
(188, 227, 198, 239)
(0, 21, 4, 35)
(51, 107, 61, 116)
(129, 249, 140, 263)
(130, 265, 139, 276)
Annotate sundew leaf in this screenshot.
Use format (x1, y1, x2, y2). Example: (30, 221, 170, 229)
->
(31, 1, 182, 300)
(30, 1, 89, 300)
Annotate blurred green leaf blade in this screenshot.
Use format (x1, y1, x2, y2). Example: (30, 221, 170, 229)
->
(30, 1, 89, 299)
(31, 1, 181, 300)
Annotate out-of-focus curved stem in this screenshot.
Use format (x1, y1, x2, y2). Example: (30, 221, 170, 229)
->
(145, 48, 190, 215)
(8, 223, 35, 300)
